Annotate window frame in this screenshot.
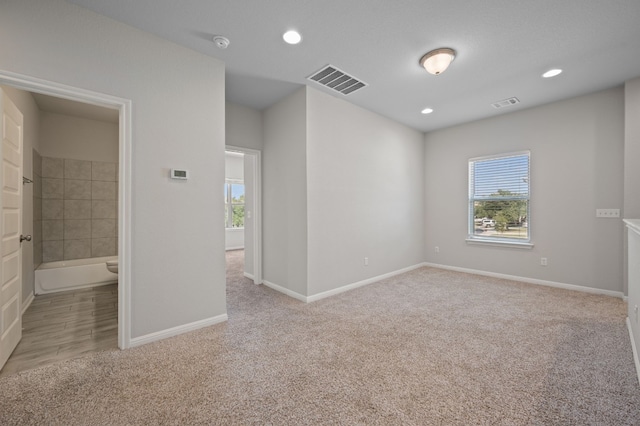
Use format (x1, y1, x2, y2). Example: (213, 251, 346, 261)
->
(224, 179, 245, 229)
(467, 151, 533, 249)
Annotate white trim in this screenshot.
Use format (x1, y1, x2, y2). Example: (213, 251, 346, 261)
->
(624, 219, 640, 236)
(129, 314, 228, 348)
(243, 272, 255, 280)
(225, 246, 245, 251)
(627, 317, 640, 386)
(307, 263, 425, 303)
(263, 263, 425, 303)
(469, 149, 531, 163)
(21, 292, 34, 315)
(226, 145, 262, 284)
(424, 262, 624, 299)
(465, 238, 534, 249)
(0, 70, 133, 350)
(262, 280, 307, 302)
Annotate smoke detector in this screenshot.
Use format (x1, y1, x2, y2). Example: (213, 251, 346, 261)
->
(213, 35, 230, 49)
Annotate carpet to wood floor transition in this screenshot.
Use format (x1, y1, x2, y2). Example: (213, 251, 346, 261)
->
(0, 249, 638, 425)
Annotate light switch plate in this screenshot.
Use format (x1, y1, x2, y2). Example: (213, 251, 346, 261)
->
(596, 209, 620, 218)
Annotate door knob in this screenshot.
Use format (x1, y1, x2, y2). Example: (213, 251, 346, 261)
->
(20, 234, 32, 243)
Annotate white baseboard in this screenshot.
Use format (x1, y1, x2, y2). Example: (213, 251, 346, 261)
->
(243, 272, 255, 280)
(226, 246, 244, 251)
(306, 263, 425, 303)
(262, 280, 307, 302)
(21, 292, 34, 315)
(423, 262, 624, 299)
(262, 263, 425, 304)
(627, 317, 640, 386)
(129, 314, 228, 348)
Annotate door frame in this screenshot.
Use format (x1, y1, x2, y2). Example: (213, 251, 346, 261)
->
(0, 70, 133, 349)
(225, 145, 262, 284)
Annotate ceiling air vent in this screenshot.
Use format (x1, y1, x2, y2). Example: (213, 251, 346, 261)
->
(307, 65, 368, 95)
(491, 97, 520, 109)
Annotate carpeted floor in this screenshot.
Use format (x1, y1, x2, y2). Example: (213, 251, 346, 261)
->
(0, 250, 638, 425)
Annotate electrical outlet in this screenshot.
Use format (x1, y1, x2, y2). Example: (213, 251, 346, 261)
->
(435, 246, 440, 253)
(364, 257, 369, 266)
(540, 257, 548, 266)
(596, 209, 620, 218)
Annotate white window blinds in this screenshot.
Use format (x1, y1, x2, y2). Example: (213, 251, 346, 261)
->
(469, 151, 530, 241)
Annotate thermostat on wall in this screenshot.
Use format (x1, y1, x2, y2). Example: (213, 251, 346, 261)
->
(170, 169, 189, 180)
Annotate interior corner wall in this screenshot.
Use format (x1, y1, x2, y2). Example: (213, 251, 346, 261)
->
(306, 88, 425, 296)
(262, 87, 308, 296)
(0, 0, 227, 338)
(226, 101, 263, 151)
(425, 87, 625, 293)
(0, 85, 40, 307)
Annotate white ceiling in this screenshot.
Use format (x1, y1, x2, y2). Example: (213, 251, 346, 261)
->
(65, 0, 640, 133)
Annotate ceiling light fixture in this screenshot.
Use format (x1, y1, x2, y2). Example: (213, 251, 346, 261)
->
(542, 68, 563, 78)
(421, 108, 434, 114)
(419, 48, 456, 75)
(283, 30, 302, 45)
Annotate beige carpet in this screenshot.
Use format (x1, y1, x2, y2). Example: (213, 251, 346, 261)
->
(1, 250, 638, 425)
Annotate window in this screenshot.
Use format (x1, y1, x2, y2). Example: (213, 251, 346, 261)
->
(468, 151, 530, 244)
(224, 181, 245, 228)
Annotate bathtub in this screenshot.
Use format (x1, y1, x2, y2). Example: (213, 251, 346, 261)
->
(35, 256, 118, 295)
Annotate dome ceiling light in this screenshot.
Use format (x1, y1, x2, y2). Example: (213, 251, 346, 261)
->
(419, 48, 456, 75)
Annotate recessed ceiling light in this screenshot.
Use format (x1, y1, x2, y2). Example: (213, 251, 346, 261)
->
(421, 108, 434, 114)
(542, 69, 562, 78)
(283, 30, 302, 45)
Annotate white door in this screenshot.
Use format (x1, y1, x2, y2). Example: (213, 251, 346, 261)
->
(0, 89, 23, 370)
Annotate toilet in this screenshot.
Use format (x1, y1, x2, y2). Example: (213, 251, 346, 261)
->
(106, 259, 118, 274)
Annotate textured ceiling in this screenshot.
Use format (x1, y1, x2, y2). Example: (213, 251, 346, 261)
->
(65, 0, 640, 132)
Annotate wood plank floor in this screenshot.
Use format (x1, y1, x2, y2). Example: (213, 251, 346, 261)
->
(0, 284, 118, 377)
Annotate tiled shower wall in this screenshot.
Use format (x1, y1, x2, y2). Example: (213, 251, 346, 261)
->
(40, 156, 118, 262)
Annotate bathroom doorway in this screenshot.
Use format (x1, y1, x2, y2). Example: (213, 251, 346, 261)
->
(0, 71, 131, 375)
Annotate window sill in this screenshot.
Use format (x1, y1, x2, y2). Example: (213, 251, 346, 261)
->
(465, 238, 533, 249)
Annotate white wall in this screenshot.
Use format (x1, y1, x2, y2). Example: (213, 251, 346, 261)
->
(624, 77, 640, 218)
(39, 112, 118, 162)
(0, 86, 40, 307)
(263, 88, 308, 296)
(224, 152, 244, 181)
(425, 87, 625, 293)
(226, 101, 263, 151)
(306, 88, 425, 296)
(0, 0, 227, 338)
(623, 77, 640, 295)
